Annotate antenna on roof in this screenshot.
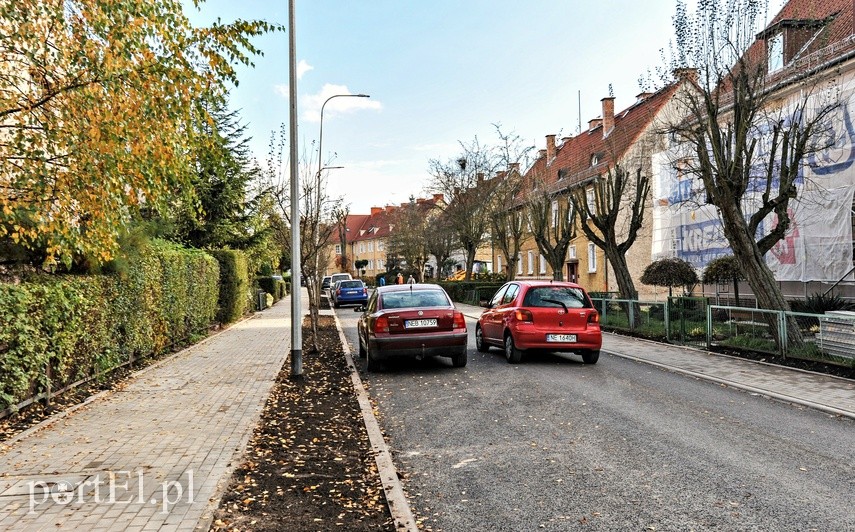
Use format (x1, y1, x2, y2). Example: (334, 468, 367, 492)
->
(608, 83, 614, 97)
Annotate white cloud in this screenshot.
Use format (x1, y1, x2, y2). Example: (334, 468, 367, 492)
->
(297, 59, 313, 80)
(302, 84, 382, 123)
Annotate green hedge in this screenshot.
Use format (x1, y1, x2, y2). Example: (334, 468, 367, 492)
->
(437, 281, 504, 305)
(209, 249, 249, 324)
(0, 240, 220, 411)
(256, 276, 287, 303)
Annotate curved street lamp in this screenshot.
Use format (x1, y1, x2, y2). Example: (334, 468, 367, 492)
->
(316, 93, 370, 179)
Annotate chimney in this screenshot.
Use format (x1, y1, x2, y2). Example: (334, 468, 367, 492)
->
(673, 67, 698, 83)
(546, 134, 556, 162)
(370, 207, 382, 215)
(385, 205, 395, 214)
(509, 162, 520, 173)
(432, 193, 444, 203)
(538, 148, 547, 159)
(601, 97, 615, 137)
(477, 172, 485, 183)
(635, 91, 653, 103)
(416, 197, 425, 204)
(588, 118, 602, 131)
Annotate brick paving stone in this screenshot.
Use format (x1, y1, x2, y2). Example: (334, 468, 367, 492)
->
(0, 291, 306, 531)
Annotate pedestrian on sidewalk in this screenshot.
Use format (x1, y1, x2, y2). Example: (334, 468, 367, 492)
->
(379, 276, 386, 286)
(396, 273, 404, 284)
(407, 275, 416, 284)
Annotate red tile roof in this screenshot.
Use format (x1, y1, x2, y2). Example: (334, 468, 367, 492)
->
(520, 82, 682, 197)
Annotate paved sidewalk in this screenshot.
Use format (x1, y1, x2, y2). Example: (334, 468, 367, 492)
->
(455, 302, 855, 419)
(0, 294, 302, 531)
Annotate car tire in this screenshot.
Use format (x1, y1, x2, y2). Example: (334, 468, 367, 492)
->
(582, 350, 600, 365)
(366, 346, 382, 372)
(333, 301, 340, 308)
(475, 325, 490, 353)
(451, 350, 467, 368)
(504, 333, 523, 364)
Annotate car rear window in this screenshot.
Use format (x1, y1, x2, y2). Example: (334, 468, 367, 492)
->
(339, 281, 362, 288)
(381, 290, 450, 309)
(523, 287, 591, 308)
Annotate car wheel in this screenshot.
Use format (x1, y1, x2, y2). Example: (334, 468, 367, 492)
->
(451, 350, 467, 368)
(582, 350, 600, 365)
(333, 301, 340, 308)
(475, 325, 490, 353)
(365, 346, 382, 372)
(504, 333, 523, 364)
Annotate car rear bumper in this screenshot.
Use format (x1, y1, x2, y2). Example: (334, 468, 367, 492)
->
(511, 325, 602, 351)
(335, 296, 368, 306)
(370, 331, 468, 359)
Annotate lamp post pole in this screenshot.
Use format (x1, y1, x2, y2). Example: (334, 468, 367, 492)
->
(288, 0, 302, 378)
(316, 93, 370, 181)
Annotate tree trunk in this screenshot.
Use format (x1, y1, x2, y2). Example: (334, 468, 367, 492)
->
(603, 245, 640, 328)
(720, 205, 802, 352)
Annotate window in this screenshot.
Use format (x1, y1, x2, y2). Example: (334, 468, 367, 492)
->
(567, 245, 576, 260)
(359, 243, 365, 253)
(497, 255, 503, 274)
(517, 256, 523, 274)
(590, 153, 599, 166)
(378, 259, 385, 270)
(539, 254, 547, 274)
(489, 285, 508, 307)
(551, 200, 559, 228)
(378, 241, 385, 251)
(334, 244, 341, 254)
(502, 284, 519, 305)
(527, 251, 534, 274)
(368, 260, 374, 269)
(768, 32, 783, 73)
(586, 189, 596, 213)
(368, 242, 374, 252)
(588, 242, 597, 272)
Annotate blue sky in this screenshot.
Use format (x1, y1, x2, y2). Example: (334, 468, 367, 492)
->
(186, 1, 784, 214)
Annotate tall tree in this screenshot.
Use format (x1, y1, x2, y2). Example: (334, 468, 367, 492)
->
(568, 163, 650, 301)
(666, 0, 837, 348)
(428, 138, 499, 281)
(386, 197, 432, 282)
(487, 125, 533, 281)
(332, 205, 350, 274)
(0, 0, 277, 268)
(424, 210, 457, 280)
(526, 178, 576, 281)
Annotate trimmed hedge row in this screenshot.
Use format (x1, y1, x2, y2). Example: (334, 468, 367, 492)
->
(209, 249, 249, 324)
(0, 241, 221, 411)
(437, 281, 504, 305)
(256, 276, 287, 303)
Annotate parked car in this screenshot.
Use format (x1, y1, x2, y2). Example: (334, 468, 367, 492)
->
(476, 280, 601, 364)
(321, 276, 332, 291)
(332, 279, 368, 308)
(355, 284, 468, 371)
(330, 272, 352, 287)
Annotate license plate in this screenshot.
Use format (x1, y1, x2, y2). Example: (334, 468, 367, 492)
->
(546, 334, 576, 343)
(405, 319, 437, 328)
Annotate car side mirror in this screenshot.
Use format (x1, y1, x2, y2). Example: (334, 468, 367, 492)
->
(481, 302, 492, 309)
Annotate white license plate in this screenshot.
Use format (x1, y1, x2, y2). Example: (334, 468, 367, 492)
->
(405, 319, 437, 328)
(546, 334, 576, 343)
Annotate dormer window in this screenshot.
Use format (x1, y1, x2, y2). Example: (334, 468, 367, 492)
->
(590, 154, 599, 167)
(768, 31, 784, 73)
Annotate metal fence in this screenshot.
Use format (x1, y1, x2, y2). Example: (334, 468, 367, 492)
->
(591, 297, 855, 367)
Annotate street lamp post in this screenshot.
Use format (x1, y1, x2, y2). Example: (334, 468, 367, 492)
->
(316, 93, 370, 180)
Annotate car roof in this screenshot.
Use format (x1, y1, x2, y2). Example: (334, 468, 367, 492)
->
(375, 283, 445, 293)
(508, 280, 586, 290)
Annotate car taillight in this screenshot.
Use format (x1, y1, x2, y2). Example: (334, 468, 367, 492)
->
(374, 315, 389, 333)
(336, 288, 341, 296)
(453, 311, 466, 329)
(515, 309, 533, 322)
(588, 311, 600, 324)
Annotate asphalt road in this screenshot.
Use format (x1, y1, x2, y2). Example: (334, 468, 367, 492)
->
(337, 309, 855, 531)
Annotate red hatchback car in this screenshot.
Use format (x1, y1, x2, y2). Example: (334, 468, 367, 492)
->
(476, 281, 602, 364)
(356, 284, 468, 371)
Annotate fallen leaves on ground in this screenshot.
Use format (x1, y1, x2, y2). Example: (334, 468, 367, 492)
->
(210, 315, 394, 531)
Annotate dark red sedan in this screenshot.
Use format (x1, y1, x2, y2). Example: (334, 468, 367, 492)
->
(356, 284, 468, 371)
(476, 280, 602, 364)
